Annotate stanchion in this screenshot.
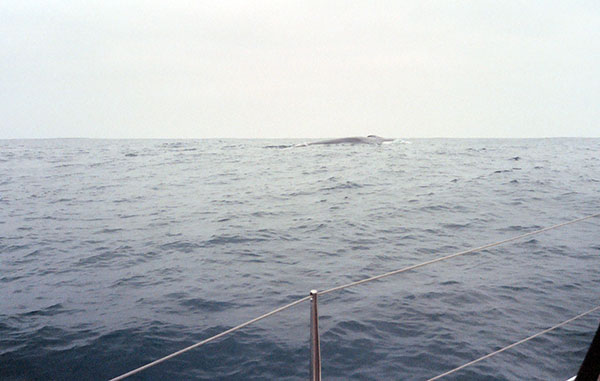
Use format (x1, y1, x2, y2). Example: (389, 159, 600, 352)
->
(310, 290, 321, 381)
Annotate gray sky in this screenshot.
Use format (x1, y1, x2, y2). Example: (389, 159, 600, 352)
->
(1, 1, 599, 139)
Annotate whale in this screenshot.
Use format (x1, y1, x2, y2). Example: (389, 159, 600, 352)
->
(296, 135, 394, 147)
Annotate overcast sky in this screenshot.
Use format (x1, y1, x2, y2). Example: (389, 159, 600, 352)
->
(1, 1, 599, 139)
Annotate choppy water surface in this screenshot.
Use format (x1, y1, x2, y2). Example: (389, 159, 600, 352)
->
(1, 138, 599, 380)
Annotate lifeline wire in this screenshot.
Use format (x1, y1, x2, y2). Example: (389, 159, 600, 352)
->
(108, 296, 311, 381)
(109, 212, 600, 380)
(428, 305, 600, 380)
(320, 212, 600, 295)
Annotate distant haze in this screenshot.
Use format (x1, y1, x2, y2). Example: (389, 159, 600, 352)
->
(1, 1, 599, 139)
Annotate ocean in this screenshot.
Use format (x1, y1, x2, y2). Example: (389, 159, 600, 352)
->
(1, 138, 599, 380)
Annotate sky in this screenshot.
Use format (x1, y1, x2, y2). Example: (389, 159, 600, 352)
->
(1, 1, 599, 139)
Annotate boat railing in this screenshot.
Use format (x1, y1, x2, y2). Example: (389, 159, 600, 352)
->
(109, 212, 600, 381)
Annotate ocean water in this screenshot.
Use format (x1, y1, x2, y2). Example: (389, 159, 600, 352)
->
(1, 138, 599, 381)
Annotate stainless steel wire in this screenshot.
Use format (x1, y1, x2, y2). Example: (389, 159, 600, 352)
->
(108, 212, 600, 380)
(108, 296, 311, 381)
(320, 212, 600, 295)
(428, 305, 600, 380)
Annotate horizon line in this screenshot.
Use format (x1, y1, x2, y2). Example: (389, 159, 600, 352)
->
(1, 136, 599, 140)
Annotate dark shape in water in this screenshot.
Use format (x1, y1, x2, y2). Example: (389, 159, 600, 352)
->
(298, 135, 395, 147)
